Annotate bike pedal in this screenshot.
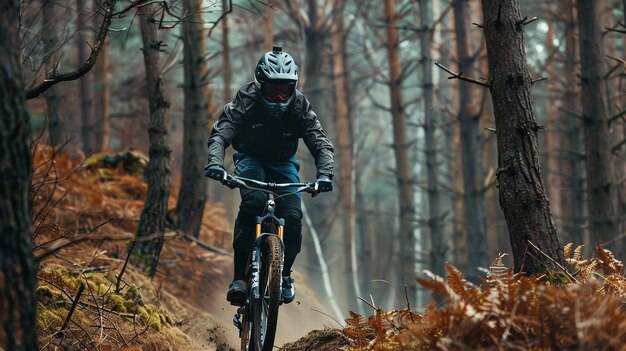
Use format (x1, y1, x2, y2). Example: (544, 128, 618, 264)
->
(233, 313, 242, 331)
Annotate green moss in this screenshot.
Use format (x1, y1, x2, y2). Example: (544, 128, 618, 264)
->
(123, 299, 139, 313)
(149, 315, 162, 331)
(544, 271, 571, 286)
(36, 303, 66, 331)
(36, 285, 67, 308)
(137, 306, 150, 321)
(107, 293, 127, 313)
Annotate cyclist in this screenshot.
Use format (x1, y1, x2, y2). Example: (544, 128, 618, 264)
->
(205, 46, 334, 305)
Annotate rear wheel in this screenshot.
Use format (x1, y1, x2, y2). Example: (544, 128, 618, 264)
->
(254, 235, 282, 351)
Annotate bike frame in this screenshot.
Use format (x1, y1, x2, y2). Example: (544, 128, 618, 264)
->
(221, 174, 316, 343)
(223, 174, 315, 303)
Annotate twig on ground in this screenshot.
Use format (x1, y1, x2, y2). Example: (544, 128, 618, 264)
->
(526, 240, 578, 283)
(357, 296, 401, 332)
(57, 283, 85, 334)
(309, 308, 344, 328)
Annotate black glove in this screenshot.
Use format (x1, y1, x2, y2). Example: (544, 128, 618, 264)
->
(314, 175, 333, 196)
(205, 164, 226, 181)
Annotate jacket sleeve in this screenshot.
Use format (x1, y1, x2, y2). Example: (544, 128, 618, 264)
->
(206, 100, 244, 168)
(300, 102, 335, 179)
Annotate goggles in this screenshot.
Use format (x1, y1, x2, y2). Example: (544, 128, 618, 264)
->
(260, 81, 296, 102)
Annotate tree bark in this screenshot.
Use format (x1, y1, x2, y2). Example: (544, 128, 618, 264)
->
(481, 0, 565, 274)
(453, 0, 488, 280)
(176, 0, 210, 238)
(384, 0, 416, 301)
(0, 2, 38, 350)
(94, 37, 110, 150)
(576, 0, 621, 253)
(331, 0, 360, 312)
(561, 0, 585, 245)
(304, 0, 324, 121)
(42, 0, 63, 146)
(130, 4, 172, 277)
(303, 0, 331, 292)
(545, 12, 561, 231)
(222, 0, 232, 103)
(264, 4, 273, 50)
(419, 0, 446, 279)
(77, 0, 94, 154)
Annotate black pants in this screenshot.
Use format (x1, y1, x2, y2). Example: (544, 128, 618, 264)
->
(232, 153, 303, 281)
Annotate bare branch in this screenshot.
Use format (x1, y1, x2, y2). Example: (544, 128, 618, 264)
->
(517, 16, 538, 27)
(609, 109, 626, 124)
(208, 0, 232, 36)
(434, 61, 491, 88)
(612, 138, 626, 155)
(26, 0, 116, 99)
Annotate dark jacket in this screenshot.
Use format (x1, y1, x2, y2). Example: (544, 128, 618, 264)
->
(207, 82, 334, 178)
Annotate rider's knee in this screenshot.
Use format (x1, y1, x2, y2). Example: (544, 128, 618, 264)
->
(239, 191, 266, 215)
(233, 220, 254, 250)
(281, 207, 303, 226)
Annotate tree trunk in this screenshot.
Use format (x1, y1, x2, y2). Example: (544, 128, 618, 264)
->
(42, 0, 63, 146)
(176, 0, 210, 239)
(384, 0, 416, 302)
(576, 0, 621, 253)
(453, 0, 488, 280)
(218, 0, 238, 223)
(222, 0, 232, 103)
(418, 0, 445, 279)
(561, 0, 585, 245)
(331, 0, 360, 312)
(130, 4, 172, 277)
(545, 13, 561, 231)
(0, 2, 38, 349)
(303, 0, 330, 291)
(264, 4, 273, 50)
(304, 0, 324, 122)
(94, 37, 110, 150)
(481, 0, 565, 274)
(77, 0, 93, 154)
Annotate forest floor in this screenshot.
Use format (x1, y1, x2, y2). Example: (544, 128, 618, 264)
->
(32, 144, 336, 350)
(32, 144, 626, 350)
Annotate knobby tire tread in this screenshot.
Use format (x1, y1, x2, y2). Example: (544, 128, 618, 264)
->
(241, 292, 253, 350)
(254, 235, 282, 351)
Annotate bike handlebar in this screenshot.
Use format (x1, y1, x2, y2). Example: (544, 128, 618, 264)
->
(220, 173, 318, 195)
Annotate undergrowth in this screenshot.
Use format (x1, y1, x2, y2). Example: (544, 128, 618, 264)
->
(31, 145, 234, 350)
(332, 248, 626, 350)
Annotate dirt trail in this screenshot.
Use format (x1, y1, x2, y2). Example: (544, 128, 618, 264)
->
(200, 263, 340, 349)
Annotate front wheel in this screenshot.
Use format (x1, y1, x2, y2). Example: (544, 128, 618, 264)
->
(254, 235, 282, 351)
(240, 299, 254, 350)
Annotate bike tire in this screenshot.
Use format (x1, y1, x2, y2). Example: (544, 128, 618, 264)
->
(254, 235, 282, 351)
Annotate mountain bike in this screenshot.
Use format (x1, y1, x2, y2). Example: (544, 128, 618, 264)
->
(216, 173, 319, 351)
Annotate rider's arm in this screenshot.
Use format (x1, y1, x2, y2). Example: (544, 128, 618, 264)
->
(298, 96, 335, 179)
(207, 90, 248, 168)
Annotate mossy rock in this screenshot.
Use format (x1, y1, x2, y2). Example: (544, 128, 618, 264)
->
(36, 286, 68, 308)
(84, 149, 149, 177)
(106, 293, 128, 313)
